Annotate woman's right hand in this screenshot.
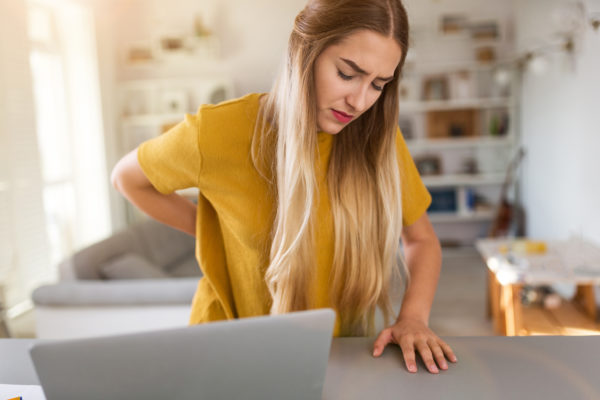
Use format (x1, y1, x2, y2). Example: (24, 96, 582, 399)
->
(111, 148, 197, 237)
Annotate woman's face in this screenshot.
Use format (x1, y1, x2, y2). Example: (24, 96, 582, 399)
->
(314, 29, 402, 134)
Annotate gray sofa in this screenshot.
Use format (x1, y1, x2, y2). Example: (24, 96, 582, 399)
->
(32, 218, 202, 339)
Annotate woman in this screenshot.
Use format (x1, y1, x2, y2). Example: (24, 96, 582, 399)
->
(112, 0, 457, 374)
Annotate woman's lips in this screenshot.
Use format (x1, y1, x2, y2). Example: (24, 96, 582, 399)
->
(331, 109, 353, 124)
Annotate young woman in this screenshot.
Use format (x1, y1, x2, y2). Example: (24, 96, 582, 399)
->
(112, 0, 457, 374)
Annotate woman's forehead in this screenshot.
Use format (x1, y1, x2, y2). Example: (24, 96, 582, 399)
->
(325, 30, 402, 75)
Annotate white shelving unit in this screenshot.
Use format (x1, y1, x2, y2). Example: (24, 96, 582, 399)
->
(399, 59, 518, 245)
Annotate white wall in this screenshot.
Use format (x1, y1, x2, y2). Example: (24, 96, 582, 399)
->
(516, 0, 600, 243)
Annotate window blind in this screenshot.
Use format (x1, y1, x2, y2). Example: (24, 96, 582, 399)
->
(0, 0, 52, 312)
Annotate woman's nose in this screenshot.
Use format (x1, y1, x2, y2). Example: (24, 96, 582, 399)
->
(345, 84, 369, 113)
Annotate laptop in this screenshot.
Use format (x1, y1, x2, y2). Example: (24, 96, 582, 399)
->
(30, 308, 336, 400)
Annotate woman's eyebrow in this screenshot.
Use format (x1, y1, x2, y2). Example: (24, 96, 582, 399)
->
(340, 58, 394, 82)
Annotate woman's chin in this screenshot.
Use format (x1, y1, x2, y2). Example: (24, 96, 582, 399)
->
(317, 120, 343, 135)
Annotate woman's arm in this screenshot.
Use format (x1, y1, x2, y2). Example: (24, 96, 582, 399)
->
(111, 148, 197, 237)
(372, 213, 457, 373)
(396, 212, 441, 324)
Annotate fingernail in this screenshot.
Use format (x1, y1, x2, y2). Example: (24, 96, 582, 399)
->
(452, 356, 458, 362)
(430, 364, 439, 373)
(409, 365, 417, 372)
(441, 362, 448, 369)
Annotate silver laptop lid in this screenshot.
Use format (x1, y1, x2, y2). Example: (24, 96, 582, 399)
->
(30, 308, 336, 400)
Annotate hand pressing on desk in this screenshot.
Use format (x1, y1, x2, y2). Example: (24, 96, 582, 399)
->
(372, 317, 457, 374)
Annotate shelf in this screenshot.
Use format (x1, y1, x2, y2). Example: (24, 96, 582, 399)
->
(399, 97, 512, 113)
(120, 51, 223, 78)
(422, 173, 505, 187)
(406, 135, 513, 151)
(403, 59, 516, 76)
(428, 210, 495, 223)
(121, 113, 185, 127)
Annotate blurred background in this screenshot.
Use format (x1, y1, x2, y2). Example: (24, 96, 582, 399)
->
(1, 0, 599, 338)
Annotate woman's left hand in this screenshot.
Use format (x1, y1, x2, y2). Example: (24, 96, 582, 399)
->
(372, 317, 457, 374)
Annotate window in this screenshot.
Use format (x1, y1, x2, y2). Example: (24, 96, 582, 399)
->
(28, 3, 77, 268)
(27, 0, 111, 271)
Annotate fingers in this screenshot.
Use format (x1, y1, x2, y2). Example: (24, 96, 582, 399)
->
(439, 339, 458, 363)
(400, 337, 456, 374)
(372, 324, 458, 374)
(415, 339, 439, 374)
(428, 339, 448, 371)
(398, 337, 418, 373)
(372, 328, 394, 357)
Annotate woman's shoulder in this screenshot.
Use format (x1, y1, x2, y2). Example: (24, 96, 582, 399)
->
(194, 93, 267, 164)
(197, 92, 265, 127)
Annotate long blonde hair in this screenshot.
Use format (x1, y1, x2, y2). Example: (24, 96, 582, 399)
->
(252, 0, 410, 336)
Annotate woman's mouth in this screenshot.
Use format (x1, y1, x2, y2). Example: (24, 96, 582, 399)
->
(331, 109, 353, 124)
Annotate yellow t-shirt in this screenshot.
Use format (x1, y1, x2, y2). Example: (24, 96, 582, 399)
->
(138, 93, 431, 336)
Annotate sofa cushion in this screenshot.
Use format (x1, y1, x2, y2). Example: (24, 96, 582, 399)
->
(100, 253, 168, 280)
(166, 255, 202, 278)
(72, 228, 147, 280)
(133, 219, 195, 268)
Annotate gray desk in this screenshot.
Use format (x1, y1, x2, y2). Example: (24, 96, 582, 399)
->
(2, 337, 600, 399)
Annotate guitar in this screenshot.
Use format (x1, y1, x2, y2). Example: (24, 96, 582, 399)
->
(488, 147, 526, 238)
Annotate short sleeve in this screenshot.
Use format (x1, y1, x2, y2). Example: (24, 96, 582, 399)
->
(396, 127, 432, 226)
(137, 112, 201, 194)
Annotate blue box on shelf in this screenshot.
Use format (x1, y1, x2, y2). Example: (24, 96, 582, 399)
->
(428, 188, 457, 213)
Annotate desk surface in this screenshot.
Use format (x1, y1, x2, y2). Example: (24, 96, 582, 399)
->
(2, 336, 600, 400)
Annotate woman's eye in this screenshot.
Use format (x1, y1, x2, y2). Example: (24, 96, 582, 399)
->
(337, 70, 352, 80)
(338, 69, 383, 91)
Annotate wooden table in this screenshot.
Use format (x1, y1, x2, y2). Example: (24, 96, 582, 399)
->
(476, 238, 600, 336)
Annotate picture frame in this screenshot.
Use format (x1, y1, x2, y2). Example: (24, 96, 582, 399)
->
(414, 155, 442, 176)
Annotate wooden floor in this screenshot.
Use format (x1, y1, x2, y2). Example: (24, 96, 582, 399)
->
(521, 302, 600, 336)
(427, 246, 495, 336)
